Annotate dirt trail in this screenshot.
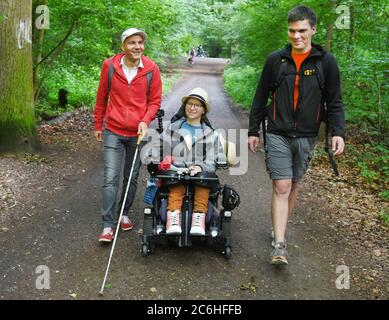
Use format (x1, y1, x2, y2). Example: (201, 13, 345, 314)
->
(0, 57, 383, 300)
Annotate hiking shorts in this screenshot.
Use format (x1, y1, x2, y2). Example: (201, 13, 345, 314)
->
(265, 133, 317, 182)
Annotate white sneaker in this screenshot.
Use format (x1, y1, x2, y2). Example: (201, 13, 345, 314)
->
(166, 210, 182, 234)
(190, 212, 206, 236)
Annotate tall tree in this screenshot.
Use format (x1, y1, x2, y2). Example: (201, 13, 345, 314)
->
(32, 0, 48, 102)
(0, 0, 36, 152)
(325, 0, 338, 52)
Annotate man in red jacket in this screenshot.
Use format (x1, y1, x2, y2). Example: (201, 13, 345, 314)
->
(94, 28, 162, 243)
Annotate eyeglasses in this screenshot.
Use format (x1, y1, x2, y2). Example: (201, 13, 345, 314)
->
(186, 102, 204, 109)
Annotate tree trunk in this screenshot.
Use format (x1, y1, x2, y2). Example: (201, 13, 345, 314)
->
(33, 26, 45, 102)
(0, 0, 37, 152)
(33, 0, 48, 103)
(325, 0, 338, 53)
(348, 3, 355, 57)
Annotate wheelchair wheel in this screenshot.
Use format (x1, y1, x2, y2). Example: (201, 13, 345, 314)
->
(141, 244, 149, 257)
(223, 246, 232, 260)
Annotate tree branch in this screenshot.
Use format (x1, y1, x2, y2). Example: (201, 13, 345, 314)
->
(34, 17, 79, 69)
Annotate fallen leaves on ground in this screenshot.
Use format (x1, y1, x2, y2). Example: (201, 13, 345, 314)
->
(301, 137, 389, 298)
(0, 108, 95, 228)
(239, 282, 257, 293)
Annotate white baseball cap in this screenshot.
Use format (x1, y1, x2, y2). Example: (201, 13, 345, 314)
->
(121, 28, 147, 43)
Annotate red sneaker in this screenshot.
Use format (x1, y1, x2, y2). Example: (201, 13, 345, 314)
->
(98, 227, 115, 243)
(120, 216, 134, 231)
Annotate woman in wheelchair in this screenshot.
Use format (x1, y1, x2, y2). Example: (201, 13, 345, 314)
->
(149, 87, 226, 236)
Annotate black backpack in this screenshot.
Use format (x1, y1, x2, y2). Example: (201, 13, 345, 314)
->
(264, 54, 339, 176)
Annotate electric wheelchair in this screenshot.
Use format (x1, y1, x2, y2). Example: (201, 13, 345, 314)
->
(140, 164, 239, 259)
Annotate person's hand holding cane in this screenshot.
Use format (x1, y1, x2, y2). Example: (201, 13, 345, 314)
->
(138, 121, 148, 141)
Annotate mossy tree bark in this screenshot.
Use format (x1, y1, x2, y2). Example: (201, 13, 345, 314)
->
(0, 0, 37, 153)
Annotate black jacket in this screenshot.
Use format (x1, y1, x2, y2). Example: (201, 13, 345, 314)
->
(249, 43, 345, 138)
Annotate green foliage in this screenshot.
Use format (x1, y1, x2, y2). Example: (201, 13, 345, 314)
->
(43, 64, 99, 107)
(358, 161, 380, 183)
(35, 99, 67, 120)
(33, 0, 241, 117)
(35, 62, 100, 120)
(378, 210, 389, 225)
(197, 1, 237, 57)
(340, 51, 388, 141)
(223, 65, 258, 109)
(356, 143, 389, 185)
(24, 153, 49, 164)
(164, 0, 238, 58)
(226, 0, 292, 65)
(161, 73, 182, 96)
(379, 190, 389, 202)
(34, 0, 210, 115)
(103, 283, 112, 289)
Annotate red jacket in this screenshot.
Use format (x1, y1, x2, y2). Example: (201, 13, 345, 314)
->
(94, 53, 162, 137)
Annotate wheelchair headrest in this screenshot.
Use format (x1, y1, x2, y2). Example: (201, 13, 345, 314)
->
(218, 133, 238, 166)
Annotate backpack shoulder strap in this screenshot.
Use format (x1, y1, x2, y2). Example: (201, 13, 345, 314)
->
(146, 71, 153, 100)
(270, 58, 289, 93)
(313, 55, 325, 93)
(109, 61, 153, 98)
(272, 54, 326, 93)
(108, 59, 115, 92)
(312, 55, 327, 118)
(314, 53, 339, 176)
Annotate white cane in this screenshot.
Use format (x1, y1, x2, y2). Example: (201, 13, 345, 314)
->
(99, 134, 143, 295)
